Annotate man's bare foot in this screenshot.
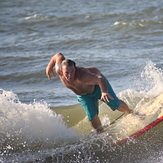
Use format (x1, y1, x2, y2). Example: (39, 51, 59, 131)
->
(132, 110, 146, 120)
(96, 126, 104, 134)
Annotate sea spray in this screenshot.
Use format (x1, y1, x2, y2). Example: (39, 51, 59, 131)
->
(117, 61, 163, 110)
(133, 61, 163, 96)
(0, 89, 78, 154)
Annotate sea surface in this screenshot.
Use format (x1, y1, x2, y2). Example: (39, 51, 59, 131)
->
(0, 0, 163, 162)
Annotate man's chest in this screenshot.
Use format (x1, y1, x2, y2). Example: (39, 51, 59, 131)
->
(60, 77, 83, 89)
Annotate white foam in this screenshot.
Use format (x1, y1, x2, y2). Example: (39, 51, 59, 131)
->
(140, 61, 163, 96)
(117, 61, 163, 109)
(0, 89, 78, 151)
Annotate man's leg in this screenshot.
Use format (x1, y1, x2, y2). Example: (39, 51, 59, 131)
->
(117, 101, 132, 114)
(77, 95, 103, 132)
(117, 101, 146, 119)
(89, 114, 103, 133)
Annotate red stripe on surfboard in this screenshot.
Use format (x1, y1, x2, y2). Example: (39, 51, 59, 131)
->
(114, 115, 163, 146)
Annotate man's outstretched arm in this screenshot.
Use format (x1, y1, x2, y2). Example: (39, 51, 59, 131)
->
(46, 53, 65, 80)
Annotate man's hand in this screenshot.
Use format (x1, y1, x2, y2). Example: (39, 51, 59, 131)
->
(46, 65, 56, 80)
(100, 92, 114, 103)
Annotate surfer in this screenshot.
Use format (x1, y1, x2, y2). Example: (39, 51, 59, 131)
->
(46, 53, 144, 133)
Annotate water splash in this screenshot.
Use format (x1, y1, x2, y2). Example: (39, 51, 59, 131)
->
(0, 89, 78, 154)
(118, 61, 163, 109)
(140, 61, 163, 96)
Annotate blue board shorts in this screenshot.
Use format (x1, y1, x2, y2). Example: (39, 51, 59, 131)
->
(77, 74, 122, 121)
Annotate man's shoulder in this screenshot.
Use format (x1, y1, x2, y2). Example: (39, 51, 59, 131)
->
(80, 67, 101, 75)
(75, 67, 88, 79)
(77, 67, 89, 73)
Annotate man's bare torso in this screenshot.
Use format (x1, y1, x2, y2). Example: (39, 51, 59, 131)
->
(58, 67, 101, 95)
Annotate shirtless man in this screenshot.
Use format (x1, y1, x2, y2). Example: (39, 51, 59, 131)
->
(46, 53, 133, 132)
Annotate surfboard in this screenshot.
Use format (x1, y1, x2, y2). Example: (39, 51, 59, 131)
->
(108, 93, 163, 145)
(52, 101, 126, 129)
(52, 93, 163, 143)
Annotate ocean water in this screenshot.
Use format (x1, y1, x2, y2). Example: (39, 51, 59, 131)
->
(0, 0, 163, 162)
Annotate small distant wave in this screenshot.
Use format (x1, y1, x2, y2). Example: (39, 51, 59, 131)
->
(25, 14, 50, 20)
(112, 20, 145, 27)
(111, 19, 162, 31)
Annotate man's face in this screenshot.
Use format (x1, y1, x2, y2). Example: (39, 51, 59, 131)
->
(61, 65, 75, 82)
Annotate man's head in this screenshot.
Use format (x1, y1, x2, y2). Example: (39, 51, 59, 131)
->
(60, 59, 76, 82)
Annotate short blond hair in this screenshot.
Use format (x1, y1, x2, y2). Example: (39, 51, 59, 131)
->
(60, 59, 76, 70)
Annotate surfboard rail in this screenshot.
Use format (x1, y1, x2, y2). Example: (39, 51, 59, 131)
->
(114, 115, 163, 146)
